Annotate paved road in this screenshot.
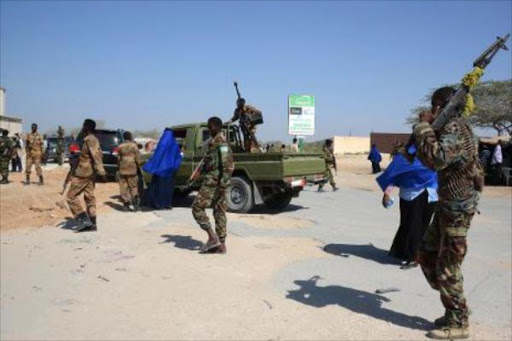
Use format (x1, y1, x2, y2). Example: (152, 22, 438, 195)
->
(1, 185, 510, 340)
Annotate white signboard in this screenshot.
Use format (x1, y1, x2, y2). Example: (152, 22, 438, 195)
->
(288, 95, 315, 136)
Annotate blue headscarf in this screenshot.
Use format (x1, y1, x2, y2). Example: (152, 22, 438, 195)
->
(376, 146, 437, 191)
(142, 129, 182, 177)
(368, 144, 382, 163)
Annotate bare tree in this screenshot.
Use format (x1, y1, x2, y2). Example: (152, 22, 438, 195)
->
(407, 80, 512, 135)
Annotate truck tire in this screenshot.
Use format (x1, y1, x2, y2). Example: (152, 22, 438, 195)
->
(263, 193, 293, 211)
(228, 176, 254, 213)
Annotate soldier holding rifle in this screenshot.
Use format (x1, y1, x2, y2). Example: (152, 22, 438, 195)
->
(413, 34, 509, 340)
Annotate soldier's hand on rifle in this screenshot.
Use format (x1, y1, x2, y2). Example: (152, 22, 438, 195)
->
(419, 108, 437, 124)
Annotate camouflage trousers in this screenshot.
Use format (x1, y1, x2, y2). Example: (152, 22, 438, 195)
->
(319, 163, 336, 189)
(192, 184, 228, 242)
(118, 174, 139, 203)
(417, 195, 478, 327)
(26, 153, 43, 176)
(67, 176, 97, 218)
(0, 156, 9, 178)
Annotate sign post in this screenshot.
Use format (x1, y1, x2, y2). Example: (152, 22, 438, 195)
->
(288, 95, 315, 152)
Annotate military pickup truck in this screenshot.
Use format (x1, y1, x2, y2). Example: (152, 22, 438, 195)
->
(142, 123, 326, 213)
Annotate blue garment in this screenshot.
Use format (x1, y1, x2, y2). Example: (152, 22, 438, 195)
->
(368, 145, 382, 163)
(142, 129, 182, 177)
(376, 152, 438, 194)
(142, 129, 183, 210)
(399, 187, 438, 203)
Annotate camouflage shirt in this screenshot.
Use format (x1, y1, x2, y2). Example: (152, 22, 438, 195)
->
(26, 132, 43, 154)
(231, 105, 261, 127)
(414, 116, 482, 202)
(117, 141, 141, 176)
(74, 134, 106, 178)
(323, 145, 334, 164)
(202, 132, 234, 188)
(0, 136, 13, 159)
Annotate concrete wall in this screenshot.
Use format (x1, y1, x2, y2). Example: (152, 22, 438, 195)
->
(333, 136, 370, 155)
(0, 116, 23, 136)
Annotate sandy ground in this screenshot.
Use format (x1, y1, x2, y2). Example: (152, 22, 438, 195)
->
(1, 156, 511, 340)
(0, 165, 119, 231)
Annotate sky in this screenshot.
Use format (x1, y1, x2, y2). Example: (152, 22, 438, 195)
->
(1, 0, 511, 141)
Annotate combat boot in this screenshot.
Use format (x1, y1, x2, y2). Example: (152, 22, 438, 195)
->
(89, 216, 98, 231)
(435, 309, 472, 327)
(0, 176, 8, 184)
(426, 326, 469, 340)
(38, 175, 44, 186)
(25, 174, 30, 185)
(214, 242, 227, 254)
(122, 203, 131, 212)
(200, 228, 221, 253)
(73, 212, 94, 233)
(133, 196, 141, 212)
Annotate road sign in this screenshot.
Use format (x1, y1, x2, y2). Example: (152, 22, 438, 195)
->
(288, 95, 315, 136)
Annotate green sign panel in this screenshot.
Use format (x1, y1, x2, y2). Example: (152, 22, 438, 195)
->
(288, 95, 315, 136)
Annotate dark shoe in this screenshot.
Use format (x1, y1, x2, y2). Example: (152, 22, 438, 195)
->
(133, 197, 141, 212)
(123, 203, 131, 212)
(0, 178, 8, 184)
(38, 175, 44, 186)
(24, 175, 30, 185)
(333, 186, 339, 192)
(73, 213, 93, 233)
(400, 261, 418, 270)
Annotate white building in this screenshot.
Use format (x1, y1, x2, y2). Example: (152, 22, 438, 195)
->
(0, 87, 23, 136)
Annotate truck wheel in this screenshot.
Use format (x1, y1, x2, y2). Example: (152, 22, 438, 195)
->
(228, 177, 254, 213)
(263, 193, 293, 211)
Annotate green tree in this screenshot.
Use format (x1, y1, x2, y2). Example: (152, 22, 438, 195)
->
(407, 80, 512, 136)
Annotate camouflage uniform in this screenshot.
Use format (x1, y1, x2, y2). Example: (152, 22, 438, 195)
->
(56, 126, 65, 166)
(25, 132, 44, 177)
(117, 141, 141, 204)
(414, 116, 483, 328)
(191, 132, 234, 242)
(0, 135, 13, 181)
(319, 145, 336, 189)
(66, 134, 106, 219)
(232, 105, 261, 153)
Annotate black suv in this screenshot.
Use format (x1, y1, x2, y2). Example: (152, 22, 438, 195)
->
(45, 136, 73, 163)
(76, 129, 126, 179)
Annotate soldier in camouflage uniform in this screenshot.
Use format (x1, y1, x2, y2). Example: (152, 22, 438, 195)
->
(56, 126, 65, 166)
(414, 87, 483, 340)
(117, 131, 142, 211)
(318, 139, 338, 192)
(0, 129, 13, 184)
(66, 119, 107, 233)
(25, 123, 44, 185)
(227, 98, 262, 153)
(191, 117, 234, 254)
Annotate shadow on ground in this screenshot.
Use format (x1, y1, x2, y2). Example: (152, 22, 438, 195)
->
(287, 276, 432, 331)
(56, 217, 77, 230)
(160, 234, 202, 251)
(323, 243, 400, 265)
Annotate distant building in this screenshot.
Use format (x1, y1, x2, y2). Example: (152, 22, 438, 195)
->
(370, 132, 410, 154)
(332, 136, 370, 155)
(0, 87, 23, 135)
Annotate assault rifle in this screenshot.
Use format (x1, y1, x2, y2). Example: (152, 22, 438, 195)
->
(430, 34, 510, 131)
(234, 81, 242, 100)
